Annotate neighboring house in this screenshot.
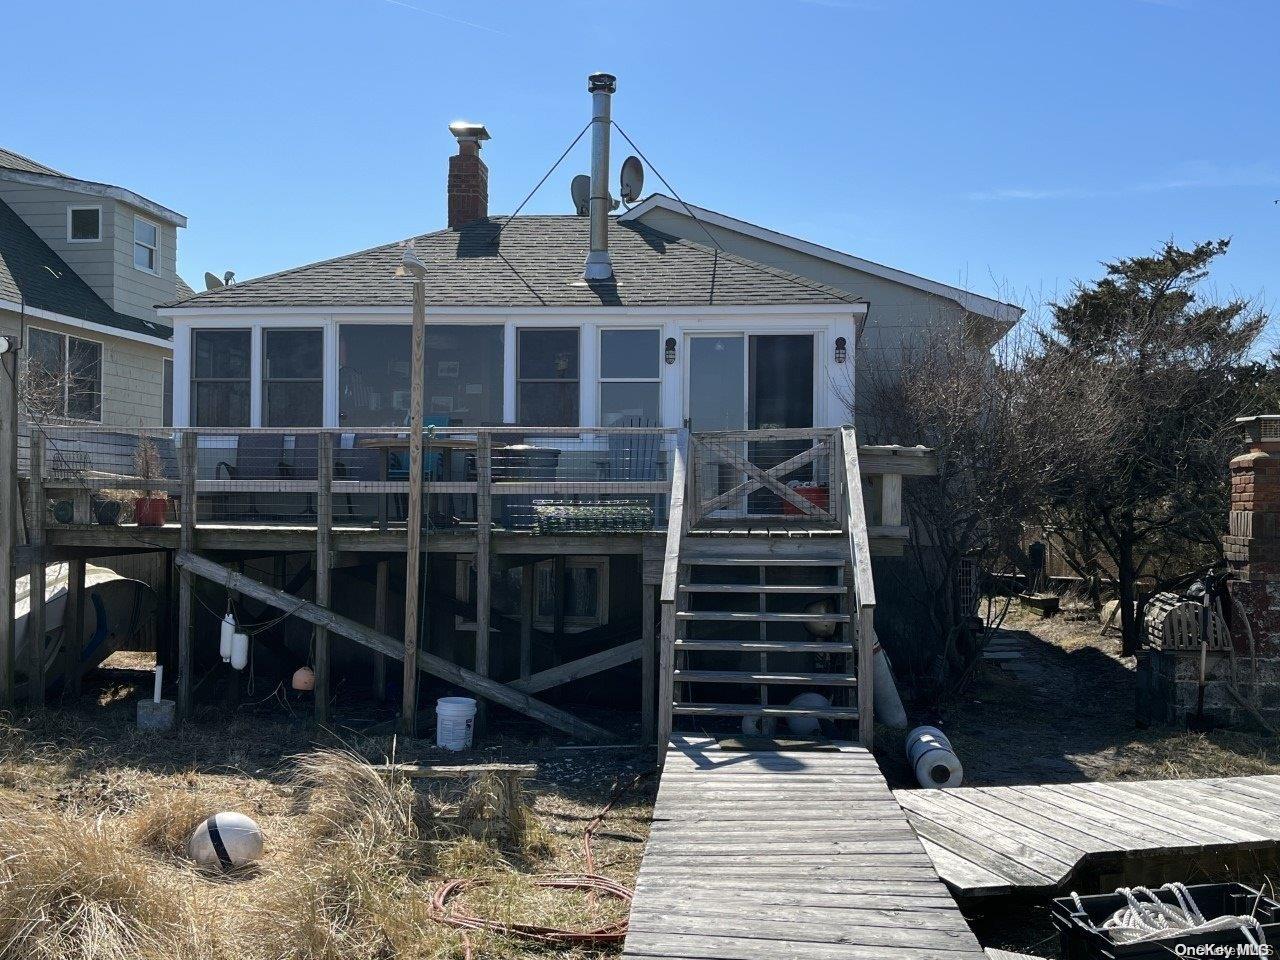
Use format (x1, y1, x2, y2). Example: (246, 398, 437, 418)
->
(0, 146, 186, 426)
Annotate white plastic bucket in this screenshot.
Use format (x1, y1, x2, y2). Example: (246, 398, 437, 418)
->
(436, 696, 477, 751)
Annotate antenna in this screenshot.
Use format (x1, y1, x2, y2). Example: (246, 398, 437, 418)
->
(620, 155, 644, 204)
(570, 174, 591, 216)
(204, 271, 224, 291)
(223, 270, 236, 286)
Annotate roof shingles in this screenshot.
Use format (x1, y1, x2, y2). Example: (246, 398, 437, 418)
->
(0, 199, 171, 339)
(166, 216, 858, 310)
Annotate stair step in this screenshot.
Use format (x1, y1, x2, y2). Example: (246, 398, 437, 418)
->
(675, 639, 854, 653)
(672, 703, 860, 719)
(679, 584, 844, 594)
(686, 557, 845, 567)
(677, 611, 850, 624)
(674, 670, 858, 686)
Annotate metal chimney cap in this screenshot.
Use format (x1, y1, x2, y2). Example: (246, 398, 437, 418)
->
(587, 72, 617, 93)
(448, 121, 491, 143)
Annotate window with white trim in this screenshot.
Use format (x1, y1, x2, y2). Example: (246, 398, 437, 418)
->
(133, 216, 158, 273)
(263, 328, 323, 426)
(191, 329, 250, 426)
(517, 328, 578, 426)
(599, 328, 660, 427)
(67, 205, 101, 242)
(26, 328, 102, 422)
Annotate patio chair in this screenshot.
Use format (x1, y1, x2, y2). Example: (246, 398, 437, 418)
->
(215, 433, 286, 521)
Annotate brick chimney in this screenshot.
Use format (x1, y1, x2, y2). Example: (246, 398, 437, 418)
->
(446, 121, 490, 229)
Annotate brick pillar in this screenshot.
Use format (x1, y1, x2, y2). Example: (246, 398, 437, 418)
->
(1226, 416, 1280, 658)
(447, 140, 488, 229)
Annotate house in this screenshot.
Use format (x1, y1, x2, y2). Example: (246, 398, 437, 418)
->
(18, 74, 1017, 742)
(0, 146, 186, 426)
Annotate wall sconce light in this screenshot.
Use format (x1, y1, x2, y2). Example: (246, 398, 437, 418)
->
(665, 337, 677, 365)
(834, 336, 847, 364)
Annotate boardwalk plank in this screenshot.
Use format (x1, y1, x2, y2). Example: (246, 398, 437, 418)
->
(622, 739, 986, 960)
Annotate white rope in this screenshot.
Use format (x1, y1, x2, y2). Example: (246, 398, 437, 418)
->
(1071, 884, 1267, 946)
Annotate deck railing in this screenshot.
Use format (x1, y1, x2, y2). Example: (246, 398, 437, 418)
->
(840, 426, 877, 747)
(23, 424, 680, 534)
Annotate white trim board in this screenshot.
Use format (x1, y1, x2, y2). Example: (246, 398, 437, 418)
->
(159, 303, 867, 321)
(620, 194, 1022, 328)
(0, 168, 187, 227)
(0, 299, 173, 348)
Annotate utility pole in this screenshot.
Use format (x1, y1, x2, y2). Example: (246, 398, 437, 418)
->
(399, 249, 428, 736)
(0, 338, 19, 709)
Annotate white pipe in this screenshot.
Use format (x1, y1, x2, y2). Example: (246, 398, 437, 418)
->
(153, 665, 163, 704)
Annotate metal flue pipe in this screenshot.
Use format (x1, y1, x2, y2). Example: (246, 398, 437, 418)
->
(583, 71, 616, 281)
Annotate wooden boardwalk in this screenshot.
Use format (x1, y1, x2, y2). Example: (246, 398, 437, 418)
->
(622, 736, 987, 960)
(895, 775, 1280, 898)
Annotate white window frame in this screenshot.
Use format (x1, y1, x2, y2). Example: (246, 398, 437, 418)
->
(133, 215, 159, 275)
(26, 326, 104, 424)
(66, 204, 102, 243)
(262, 326, 325, 427)
(597, 326, 662, 427)
(516, 326, 580, 427)
(190, 327, 252, 427)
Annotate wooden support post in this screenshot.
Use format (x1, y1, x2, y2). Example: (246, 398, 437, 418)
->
(519, 562, 534, 680)
(0, 351, 16, 709)
(26, 432, 44, 712)
(474, 432, 492, 733)
(881, 473, 902, 528)
(658, 600, 675, 750)
(551, 553, 565, 641)
(176, 431, 197, 721)
(400, 277, 427, 737)
(641, 583, 655, 743)
(63, 557, 85, 698)
(314, 432, 333, 726)
(373, 559, 389, 699)
(858, 608, 875, 748)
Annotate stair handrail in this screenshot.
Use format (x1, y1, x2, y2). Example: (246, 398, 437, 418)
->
(839, 425, 876, 747)
(657, 429, 689, 751)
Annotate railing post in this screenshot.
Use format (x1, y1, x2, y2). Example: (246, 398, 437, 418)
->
(840, 425, 876, 749)
(27, 431, 45, 712)
(474, 432, 492, 734)
(858, 609, 875, 749)
(657, 429, 689, 758)
(176, 431, 197, 721)
(314, 431, 333, 725)
(641, 582, 656, 743)
(0, 352, 17, 710)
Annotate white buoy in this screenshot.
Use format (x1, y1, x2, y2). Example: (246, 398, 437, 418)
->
(291, 666, 315, 691)
(436, 696, 477, 751)
(229, 632, 249, 671)
(871, 636, 909, 728)
(786, 692, 830, 736)
(802, 600, 838, 639)
(188, 812, 264, 871)
(906, 726, 963, 788)
(741, 714, 778, 737)
(219, 613, 236, 662)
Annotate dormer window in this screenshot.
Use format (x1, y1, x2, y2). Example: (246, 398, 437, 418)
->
(67, 205, 101, 242)
(133, 215, 158, 273)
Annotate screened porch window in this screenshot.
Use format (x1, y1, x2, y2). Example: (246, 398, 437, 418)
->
(517, 328, 578, 427)
(191, 329, 250, 426)
(263, 329, 323, 426)
(599, 328, 659, 427)
(337, 324, 503, 427)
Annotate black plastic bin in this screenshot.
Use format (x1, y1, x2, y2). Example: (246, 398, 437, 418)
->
(1051, 883, 1280, 960)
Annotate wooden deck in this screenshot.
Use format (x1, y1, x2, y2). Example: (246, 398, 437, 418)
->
(622, 736, 986, 960)
(895, 775, 1280, 898)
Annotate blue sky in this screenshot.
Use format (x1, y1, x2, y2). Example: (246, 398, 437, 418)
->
(7, 0, 1276, 323)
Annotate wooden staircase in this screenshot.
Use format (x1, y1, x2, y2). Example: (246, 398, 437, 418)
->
(658, 427, 878, 748)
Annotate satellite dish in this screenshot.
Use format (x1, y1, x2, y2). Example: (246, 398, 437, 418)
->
(203, 271, 224, 291)
(570, 174, 591, 216)
(620, 155, 644, 204)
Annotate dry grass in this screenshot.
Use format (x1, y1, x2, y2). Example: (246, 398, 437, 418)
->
(0, 705, 650, 960)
